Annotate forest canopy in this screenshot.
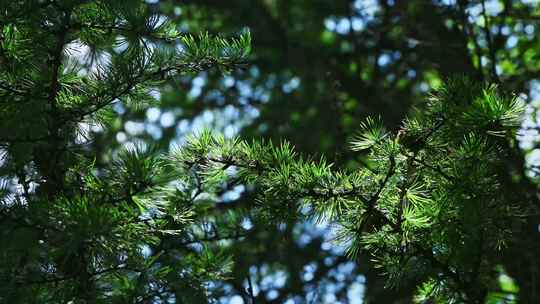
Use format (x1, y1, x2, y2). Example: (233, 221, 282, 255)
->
(0, 1, 539, 303)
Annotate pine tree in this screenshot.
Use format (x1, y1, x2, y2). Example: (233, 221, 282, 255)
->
(1, 1, 537, 303)
(173, 78, 531, 303)
(0, 1, 249, 302)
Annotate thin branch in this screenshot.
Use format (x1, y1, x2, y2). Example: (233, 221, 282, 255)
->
(409, 155, 454, 181)
(178, 231, 247, 246)
(22, 264, 142, 285)
(246, 274, 256, 304)
(0, 136, 50, 144)
(480, 0, 499, 82)
(48, 11, 71, 115)
(457, 0, 485, 81)
(369, 155, 396, 206)
(0, 81, 25, 96)
(64, 60, 245, 124)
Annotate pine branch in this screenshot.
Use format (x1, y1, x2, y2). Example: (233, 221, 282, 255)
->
(48, 10, 71, 116)
(409, 154, 454, 181)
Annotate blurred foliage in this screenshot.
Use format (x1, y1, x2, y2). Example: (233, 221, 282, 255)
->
(107, 0, 540, 156)
(2, 0, 540, 303)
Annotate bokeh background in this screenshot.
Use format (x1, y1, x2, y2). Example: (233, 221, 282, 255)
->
(81, 0, 540, 302)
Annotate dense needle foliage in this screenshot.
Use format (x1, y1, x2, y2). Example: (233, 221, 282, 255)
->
(0, 1, 538, 303)
(0, 1, 250, 302)
(174, 78, 527, 303)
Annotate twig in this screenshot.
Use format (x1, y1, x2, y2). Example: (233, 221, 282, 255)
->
(409, 155, 454, 181)
(480, 0, 500, 82)
(246, 274, 256, 304)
